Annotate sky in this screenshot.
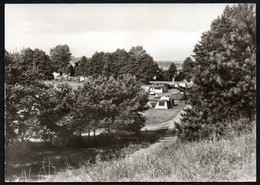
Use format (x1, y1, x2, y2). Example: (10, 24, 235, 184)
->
(5, 4, 232, 61)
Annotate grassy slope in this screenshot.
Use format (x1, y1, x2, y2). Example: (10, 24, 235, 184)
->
(38, 129, 255, 182)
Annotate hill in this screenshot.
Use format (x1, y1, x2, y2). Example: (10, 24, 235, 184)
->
(69, 56, 83, 66)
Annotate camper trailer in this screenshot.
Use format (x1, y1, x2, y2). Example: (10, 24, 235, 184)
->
(149, 81, 169, 93)
(150, 85, 168, 93)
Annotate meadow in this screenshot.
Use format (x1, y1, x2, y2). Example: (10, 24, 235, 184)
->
(144, 100, 185, 125)
(15, 120, 255, 182)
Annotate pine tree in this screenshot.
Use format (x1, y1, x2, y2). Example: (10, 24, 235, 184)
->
(176, 4, 256, 141)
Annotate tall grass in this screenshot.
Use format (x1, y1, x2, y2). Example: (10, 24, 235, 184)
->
(39, 127, 255, 182)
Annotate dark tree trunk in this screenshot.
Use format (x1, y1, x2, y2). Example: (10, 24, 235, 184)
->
(93, 129, 96, 144)
(79, 131, 82, 147)
(107, 116, 115, 145)
(88, 129, 90, 144)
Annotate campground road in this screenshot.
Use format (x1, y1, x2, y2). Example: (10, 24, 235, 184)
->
(131, 105, 191, 157)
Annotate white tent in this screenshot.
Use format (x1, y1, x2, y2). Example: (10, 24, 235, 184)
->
(154, 99, 171, 109)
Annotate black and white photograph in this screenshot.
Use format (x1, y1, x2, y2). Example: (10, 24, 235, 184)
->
(4, 3, 256, 182)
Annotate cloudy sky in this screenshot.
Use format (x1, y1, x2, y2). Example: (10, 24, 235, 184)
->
(5, 4, 232, 61)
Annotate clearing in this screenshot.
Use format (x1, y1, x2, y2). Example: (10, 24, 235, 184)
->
(143, 100, 186, 127)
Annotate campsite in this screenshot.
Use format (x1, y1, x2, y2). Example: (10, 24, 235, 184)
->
(5, 3, 256, 182)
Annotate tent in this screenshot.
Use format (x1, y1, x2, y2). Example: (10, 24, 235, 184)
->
(154, 99, 171, 109)
(154, 95, 174, 109)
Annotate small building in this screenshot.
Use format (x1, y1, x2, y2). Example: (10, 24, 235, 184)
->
(150, 85, 168, 93)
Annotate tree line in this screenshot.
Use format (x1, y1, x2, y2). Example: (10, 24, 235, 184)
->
(5, 43, 192, 145)
(6, 44, 192, 86)
(5, 46, 155, 145)
(74, 46, 160, 84)
(74, 46, 193, 83)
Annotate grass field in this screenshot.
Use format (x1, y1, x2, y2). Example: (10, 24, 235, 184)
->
(32, 121, 255, 182)
(144, 100, 186, 126)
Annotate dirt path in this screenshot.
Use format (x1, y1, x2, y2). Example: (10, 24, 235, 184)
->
(132, 105, 191, 157)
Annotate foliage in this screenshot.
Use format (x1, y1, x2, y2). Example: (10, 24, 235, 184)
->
(5, 48, 54, 85)
(109, 49, 131, 78)
(50, 44, 72, 74)
(38, 74, 148, 137)
(174, 71, 185, 82)
(176, 57, 195, 82)
(127, 46, 160, 84)
(68, 64, 76, 76)
(75, 74, 149, 135)
(5, 83, 49, 143)
(6, 53, 149, 144)
(167, 62, 177, 80)
(157, 68, 170, 81)
(75, 46, 160, 84)
(176, 4, 256, 141)
(37, 83, 77, 135)
(32, 48, 55, 80)
(5, 50, 54, 144)
(5, 45, 150, 144)
(75, 56, 88, 76)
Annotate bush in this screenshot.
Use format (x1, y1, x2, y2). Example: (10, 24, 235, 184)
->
(176, 111, 255, 142)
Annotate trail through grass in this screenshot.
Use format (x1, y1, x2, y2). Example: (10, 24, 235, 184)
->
(33, 129, 256, 182)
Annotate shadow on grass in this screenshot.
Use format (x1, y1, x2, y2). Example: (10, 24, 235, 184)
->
(5, 128, 174, 180)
